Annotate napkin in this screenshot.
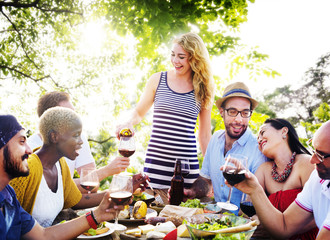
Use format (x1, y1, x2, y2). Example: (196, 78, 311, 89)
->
(159, 205, 203, 218)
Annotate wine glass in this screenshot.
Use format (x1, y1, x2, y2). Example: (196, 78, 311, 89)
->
(179, 159, 190, 178)
(118, 135, 136, 157)
(217, 153, 248, 211)
(108, 174, 133, 231)
(240, 193, 256, 217)
(80, 169, 99, 194)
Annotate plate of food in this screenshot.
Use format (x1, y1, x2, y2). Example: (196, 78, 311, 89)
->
(131, 191, 155, 206)
(117, 201, 158, 223)
(77, 222, 114, 239)
(185, 213, 258, 239)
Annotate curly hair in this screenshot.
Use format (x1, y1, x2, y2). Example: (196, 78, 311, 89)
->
(264, 118, 311, 155)
(37, 91, 70, 117)
(39, 107, 81, 145)
(173, 32, 214, 109)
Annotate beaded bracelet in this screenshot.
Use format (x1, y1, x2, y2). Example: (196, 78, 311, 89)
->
(86, 212, 98, 229)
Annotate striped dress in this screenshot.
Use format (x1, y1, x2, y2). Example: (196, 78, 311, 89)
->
(144, 71, 201, 189)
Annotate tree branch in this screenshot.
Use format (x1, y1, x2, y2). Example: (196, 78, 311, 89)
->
(88, 136, 116, 144)
(0, 28, 29, 34)
(0, 9, 40, 69)
(35, 6, 83, 16)
(0, 0, 40, 8)
(0, 65, 50, 82)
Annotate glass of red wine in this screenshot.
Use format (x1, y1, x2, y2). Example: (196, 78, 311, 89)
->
(118, 135, 136, 157)
(80, 169, 99, 194)
(240, 193, 256, 217)
(108, 174, 133, 230)
(217, 153, 248, 211)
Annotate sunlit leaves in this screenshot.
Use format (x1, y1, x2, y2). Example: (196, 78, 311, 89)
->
(98, 0, 252, 62)
(260, 52, 330, 126)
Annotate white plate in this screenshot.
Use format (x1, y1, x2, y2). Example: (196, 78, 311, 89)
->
(77, 222, 114, 239)
(76, 207, 96, 217)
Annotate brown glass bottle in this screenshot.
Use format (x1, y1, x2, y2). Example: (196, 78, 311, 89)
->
(169, 159, 184, 205)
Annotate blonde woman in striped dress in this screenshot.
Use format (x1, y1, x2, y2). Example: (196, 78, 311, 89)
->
(116, 32, 214, 203)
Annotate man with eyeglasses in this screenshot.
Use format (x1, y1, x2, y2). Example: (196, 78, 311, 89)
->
(184, 82, 267, 213)
(235, 120, 330, 239)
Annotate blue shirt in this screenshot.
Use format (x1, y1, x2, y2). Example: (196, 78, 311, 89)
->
(0, 185, 35, 239)
(200, 128, 267, 214)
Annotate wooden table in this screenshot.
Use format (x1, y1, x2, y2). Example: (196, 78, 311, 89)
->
(56, 208, 271, 240)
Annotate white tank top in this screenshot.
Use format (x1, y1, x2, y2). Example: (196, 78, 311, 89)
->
(32, 162, 64, 227)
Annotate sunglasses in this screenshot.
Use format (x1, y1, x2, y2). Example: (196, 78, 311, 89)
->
(307, 138, 330, 163)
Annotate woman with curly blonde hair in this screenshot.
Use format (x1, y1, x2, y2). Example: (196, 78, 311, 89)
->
(116, 32, 214, 203)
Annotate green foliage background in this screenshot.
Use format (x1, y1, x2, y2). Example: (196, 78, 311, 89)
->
(1, 1, 329, 187)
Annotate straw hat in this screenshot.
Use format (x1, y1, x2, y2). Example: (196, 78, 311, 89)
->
(216, 82, 258, 110)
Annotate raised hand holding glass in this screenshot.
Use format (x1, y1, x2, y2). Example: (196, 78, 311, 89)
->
(217, 153, 248, 211)
(108, 174, 133, 230)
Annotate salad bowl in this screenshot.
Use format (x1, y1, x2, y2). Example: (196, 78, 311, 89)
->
(185, 213, 257, 240)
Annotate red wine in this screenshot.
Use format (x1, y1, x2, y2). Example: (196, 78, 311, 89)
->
(240, 202, 256, 217)
(181, 170, 189, 178)
(223, 169, 246, 185)
(119, 149, 135, 157)
(80, 181, 98, 191)
(110, 191, 132, 205)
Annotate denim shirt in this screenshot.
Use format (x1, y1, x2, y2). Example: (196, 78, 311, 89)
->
(200, 128, 267, 214)
(0, 185, 35, 239)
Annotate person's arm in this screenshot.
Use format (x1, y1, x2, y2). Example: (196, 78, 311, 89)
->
(22, 192, 121, 240)
(235, 171, 314, 239)
(74, 157, 130, 193)
(92, 156, 130, 181)
(184, 176, 212, 199)
(73, 191, 106, 209)
(198, 106, 212, 156)
(115, 72, 160, 138)
(316, 228, 330, 240)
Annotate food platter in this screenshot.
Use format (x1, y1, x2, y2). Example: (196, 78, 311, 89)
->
(77, 222, 114, 239)
(131, 192, 155, 206)
(117, 206, 158, 223)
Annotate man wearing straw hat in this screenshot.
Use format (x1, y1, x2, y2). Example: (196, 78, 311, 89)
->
(184, 82, 267, 213)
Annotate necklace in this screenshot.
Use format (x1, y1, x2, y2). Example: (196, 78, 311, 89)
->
(271, 152, 296, 183)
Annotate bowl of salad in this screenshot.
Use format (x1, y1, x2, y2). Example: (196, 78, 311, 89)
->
(180, 199, 221, 214)
(185, 213, 257, 240)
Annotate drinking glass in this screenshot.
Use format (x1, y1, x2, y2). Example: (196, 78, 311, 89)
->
(217, 153, 248, 211)
(240, 193, 256, 217)
(108, 174, 133, 231)
(118, 135, 136, 157)
(80, 169, 99, 194)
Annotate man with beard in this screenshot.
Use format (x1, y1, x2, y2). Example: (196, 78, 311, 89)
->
(234, 120, 330, 239)
(183, 82, 267, 213)
(0, 114, 121, 239)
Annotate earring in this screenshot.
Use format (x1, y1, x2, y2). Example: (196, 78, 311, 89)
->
(282, 135, 286, 139)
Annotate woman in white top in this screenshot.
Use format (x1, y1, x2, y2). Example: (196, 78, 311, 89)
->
(29, 91, 130, 193)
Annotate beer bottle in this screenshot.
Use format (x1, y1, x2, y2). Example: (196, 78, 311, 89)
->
(169, 159, 184, 205)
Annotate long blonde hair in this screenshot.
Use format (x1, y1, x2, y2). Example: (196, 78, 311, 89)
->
(174, 32, 214, 108)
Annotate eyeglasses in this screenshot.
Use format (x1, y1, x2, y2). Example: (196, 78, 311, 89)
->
(307, 138, 330, 163)
(225, 108, 252, 118)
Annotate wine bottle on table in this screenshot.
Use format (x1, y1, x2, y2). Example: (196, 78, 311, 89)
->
(169, 159, 184, 205)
